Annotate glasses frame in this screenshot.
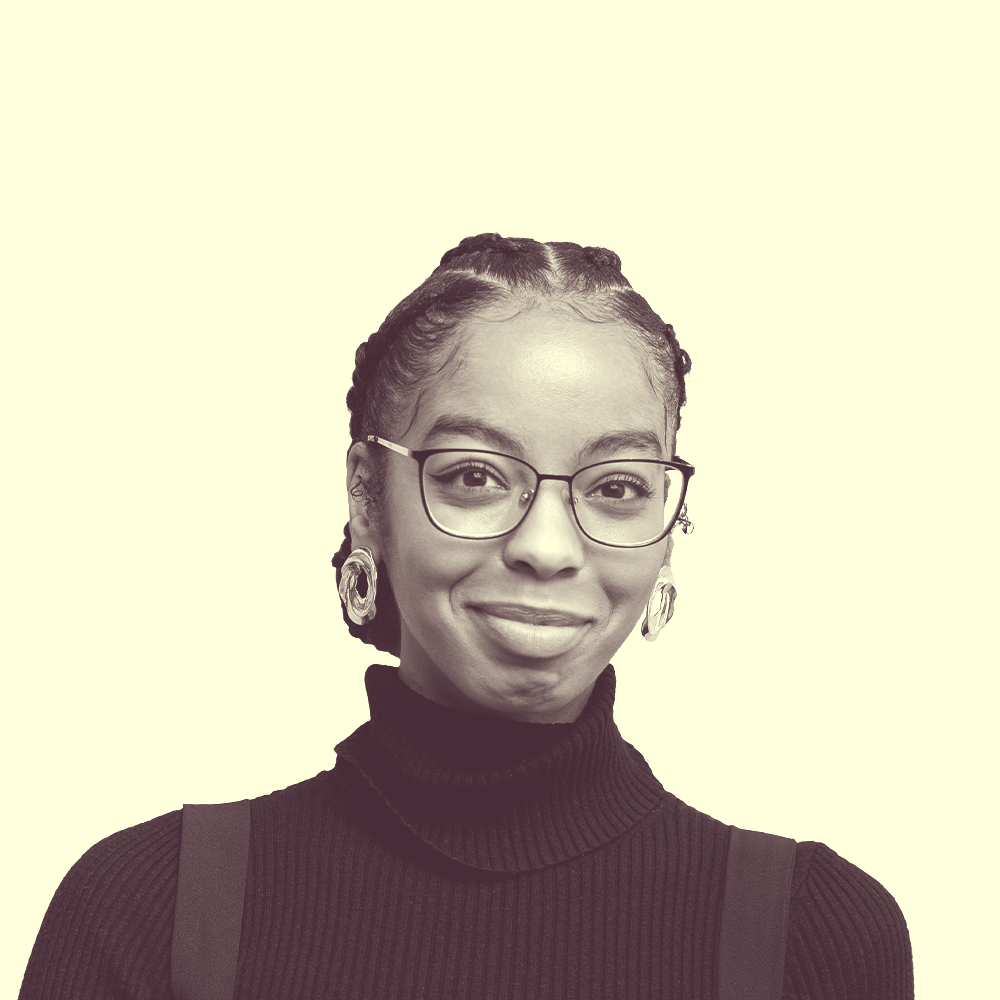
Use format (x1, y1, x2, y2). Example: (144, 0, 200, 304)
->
(363, 435, 695, 549)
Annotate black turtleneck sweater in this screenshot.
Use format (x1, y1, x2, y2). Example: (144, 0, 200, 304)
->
(19, 665, 913, 999)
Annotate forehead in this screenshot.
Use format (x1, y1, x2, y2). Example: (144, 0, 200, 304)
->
(406, 305, 671, 462)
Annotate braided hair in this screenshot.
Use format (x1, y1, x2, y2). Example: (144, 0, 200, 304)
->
(333, 233, 691, 656)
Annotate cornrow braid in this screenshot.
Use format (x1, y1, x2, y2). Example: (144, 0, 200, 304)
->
(436, 233, 553, 286)
(333, 234, 691, 656)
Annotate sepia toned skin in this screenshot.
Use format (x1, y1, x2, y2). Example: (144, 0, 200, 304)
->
(346, 304, 677, 724)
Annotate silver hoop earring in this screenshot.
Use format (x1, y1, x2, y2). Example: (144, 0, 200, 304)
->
(339, 546, 377, 626)
(641, 579, 676, 642)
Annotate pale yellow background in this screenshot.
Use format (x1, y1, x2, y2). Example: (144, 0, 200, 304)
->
(3, 2, 997, 995)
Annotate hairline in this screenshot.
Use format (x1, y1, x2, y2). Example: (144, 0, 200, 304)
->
(392, 292, 677, 441)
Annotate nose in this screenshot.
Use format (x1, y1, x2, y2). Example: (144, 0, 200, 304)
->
(502, 480, 585, 579)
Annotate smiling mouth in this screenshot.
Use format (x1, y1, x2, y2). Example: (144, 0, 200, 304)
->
(469, 604, 591, 627)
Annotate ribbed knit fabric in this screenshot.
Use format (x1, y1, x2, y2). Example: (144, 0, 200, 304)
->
(20, 664, 913, 999)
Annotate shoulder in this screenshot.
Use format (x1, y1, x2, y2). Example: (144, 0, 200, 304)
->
(20, 774, 337, 996)
(20, 809, 182, 998)
(29, 770, 334, 919)
(785, 840, 913, 999)
(75, 806, 183, 874)
(251, 767, 337, 814)
(43, 807, 183, 920)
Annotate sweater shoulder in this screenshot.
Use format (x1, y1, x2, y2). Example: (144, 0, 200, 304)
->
(19, 809, 182, 999)
(19, 773, 338, 998)
(784, 840, 913, 999)
(251, 767, 337, 808)
(72, 807, 184, 878)
(39, 807, 183, 927)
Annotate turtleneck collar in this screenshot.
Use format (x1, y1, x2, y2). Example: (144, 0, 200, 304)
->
(334, 664, 667, 873)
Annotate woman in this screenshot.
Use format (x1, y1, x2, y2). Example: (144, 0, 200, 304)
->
(19, 234, 913, 998)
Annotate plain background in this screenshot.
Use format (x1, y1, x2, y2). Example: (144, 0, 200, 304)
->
(3, 1, 997, 995)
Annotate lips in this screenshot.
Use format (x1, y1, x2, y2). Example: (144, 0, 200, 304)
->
(468, 603, 592, 627)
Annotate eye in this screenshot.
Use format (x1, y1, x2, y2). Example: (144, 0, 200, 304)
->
(430, 460, 510, 492)
(459, 468, 494, 489)
(585, 474, 654, 502)
(596, 481, 628, 500)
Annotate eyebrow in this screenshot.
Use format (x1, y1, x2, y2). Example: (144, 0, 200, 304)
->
(422, 417, 526, 456)
(421, 417, 666, 462)
(578, 430, 665, 460)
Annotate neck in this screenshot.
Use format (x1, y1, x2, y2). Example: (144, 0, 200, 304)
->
(333, 663, 668, 872)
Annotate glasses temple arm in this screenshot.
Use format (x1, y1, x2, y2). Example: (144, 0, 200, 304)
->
(366, 435, 415, 459)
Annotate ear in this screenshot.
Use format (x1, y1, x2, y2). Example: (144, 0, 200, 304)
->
(658, 535, 674, 583)
(345, 442, 383, 563)
(655, 534, 676, 588)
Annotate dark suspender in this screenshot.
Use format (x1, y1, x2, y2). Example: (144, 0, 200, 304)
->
(718, 827, 797, 1000)
(170, 807, 794, 1000)
(171, 801, 251, 1000)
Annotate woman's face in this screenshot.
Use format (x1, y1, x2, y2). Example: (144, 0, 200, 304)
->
(349, 304, 675, 723)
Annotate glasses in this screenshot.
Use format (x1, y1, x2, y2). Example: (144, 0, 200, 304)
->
(365, 435, 695, 548)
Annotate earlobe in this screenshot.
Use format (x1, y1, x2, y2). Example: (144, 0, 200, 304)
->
(659, 535, 675, 578)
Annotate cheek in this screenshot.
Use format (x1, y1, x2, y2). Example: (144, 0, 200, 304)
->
(600, 551, 664, 619)
(392, 537, 485, 604)
(380, 489, 487, 612)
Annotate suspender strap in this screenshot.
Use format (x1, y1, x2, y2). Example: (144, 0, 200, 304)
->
(171, 800, 251, 1000)
(718, 827, 797, 1000)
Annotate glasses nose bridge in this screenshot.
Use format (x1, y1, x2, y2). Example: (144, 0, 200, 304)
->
(517, 470, 579, 530)
(534, 470, 575, 488)
(521, 469, 576, 502)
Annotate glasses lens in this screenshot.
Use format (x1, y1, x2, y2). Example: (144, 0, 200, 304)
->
(572, 461, 683, 546)
(422, 451, 537, 537)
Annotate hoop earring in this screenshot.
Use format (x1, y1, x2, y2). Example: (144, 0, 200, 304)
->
(641, 578, 676, 642)
(339, 546, 377, 626)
